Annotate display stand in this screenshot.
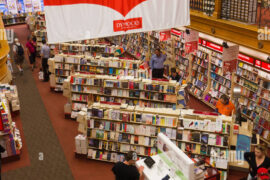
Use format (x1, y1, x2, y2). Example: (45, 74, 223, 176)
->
(75, 103, 181, 162)
(48, 54, 141, 92)
(136, 133, 195, 180)
(0, 84, 22, 162)
(178, 110, 233, 180)
(65, 73, 185, 119)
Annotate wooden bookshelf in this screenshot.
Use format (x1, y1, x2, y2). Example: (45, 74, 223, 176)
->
(67, 73, 184, 118)
(49, 54, 143, 91)
(78, 103, 180, 161)
(177, 110, 233, 180)
(234, 55, 270, 143)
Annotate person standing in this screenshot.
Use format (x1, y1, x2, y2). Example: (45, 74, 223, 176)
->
(150, 48, 167, 79)
(26, 36, 36, 71)
(40, 39, 51, 82)
(13, 38, 24, 74)
(215, 94, 236, 116)
(244, 145, 270, 180)
(112, 151, 144, 180)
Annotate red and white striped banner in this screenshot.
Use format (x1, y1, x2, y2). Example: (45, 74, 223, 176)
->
(44, 0, 190, 43)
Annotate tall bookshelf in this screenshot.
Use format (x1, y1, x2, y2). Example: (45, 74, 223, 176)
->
(68, 74, 183, 119)
(234, 54, 270, 145)
(108, 29, 188, 80)
(178, 110, 233, 180)
(171, 29, 190, 83)
(76, 102, 180, 162)
(49, 54, 143, 91)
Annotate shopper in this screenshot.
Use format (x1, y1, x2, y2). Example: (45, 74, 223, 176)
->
(169, 68, 180, 81)
(40, 39, 50, 81)
(112, 151, 144, 180)
(31, 32, 37, 43)
(13, 38, 24, 74)
(244, 145, 270, 180)
(26, 36, 36, 71)
(215, 95, 235, 116)
(150, 48, 167, 79)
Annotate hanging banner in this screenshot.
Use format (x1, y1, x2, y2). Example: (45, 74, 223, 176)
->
(32, 0, 41, 12)
(44, 0, 190, 44)
(6, 0, 17, 14)
(24, 0, 33, 12)
(159, 30, 171, 42)
(184, 30, 199, 54)
(222, 45, 239, 74)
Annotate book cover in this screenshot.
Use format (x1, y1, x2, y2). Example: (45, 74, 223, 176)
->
(201, 133, 209, 144)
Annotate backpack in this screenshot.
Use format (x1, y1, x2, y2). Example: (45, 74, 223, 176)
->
(16, 44, 24, 56)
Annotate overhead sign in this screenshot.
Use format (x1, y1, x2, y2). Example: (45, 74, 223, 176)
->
(159, 30, 171, 42)
(261, 61, 270, 72)
(238, 53, 254, 64)
(44, 0, 190, 43)
(171, 28, 182, 36)
(184, 30, 199, 54)
(223, 45, 239, 74)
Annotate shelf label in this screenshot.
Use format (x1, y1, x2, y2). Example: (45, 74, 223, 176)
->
(261, 61, 270, 72)
(171, 29, 182, 36)
(255, 59, 262, 68)
(206, 42, 223, 52)
(198, 38, 202, 45)
(238, 54, 254, 64)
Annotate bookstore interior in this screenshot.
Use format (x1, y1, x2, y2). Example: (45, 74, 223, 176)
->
(0, 0, 270, 180)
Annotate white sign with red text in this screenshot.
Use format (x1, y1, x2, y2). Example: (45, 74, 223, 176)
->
(44, 0, 190, 43)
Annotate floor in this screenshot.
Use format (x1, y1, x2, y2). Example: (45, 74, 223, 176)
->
(2, 24, 248, 180)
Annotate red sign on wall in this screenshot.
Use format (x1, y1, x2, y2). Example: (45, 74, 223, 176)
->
(261, 61, 270, 71)
(255, 60, 262, 68)
(238, 53, 254, 64)
(159, 30, 171, 41)
(206, 42, 223, 52)
(171, 29, 182, 36)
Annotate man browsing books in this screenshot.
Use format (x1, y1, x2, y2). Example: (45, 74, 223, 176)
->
(150, 48, 167, 79)
(112, 151, 144, 180)
(215, 95, 235, 116)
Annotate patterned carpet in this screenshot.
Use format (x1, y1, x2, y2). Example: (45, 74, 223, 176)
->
(3, 25, 73, 180)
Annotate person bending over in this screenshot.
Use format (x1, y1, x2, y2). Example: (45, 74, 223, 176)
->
(245, 145, 270, 180)
(150, 48, 167, 79)
(112, 151, 144, 180)
(215, 94, 235, 116)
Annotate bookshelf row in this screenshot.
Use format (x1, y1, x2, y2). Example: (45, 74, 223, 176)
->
(49, 54, 144, 91)
(65, 74, 187, 119)
(75, 103, 232, 178)
(2, 14, 26, 26)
